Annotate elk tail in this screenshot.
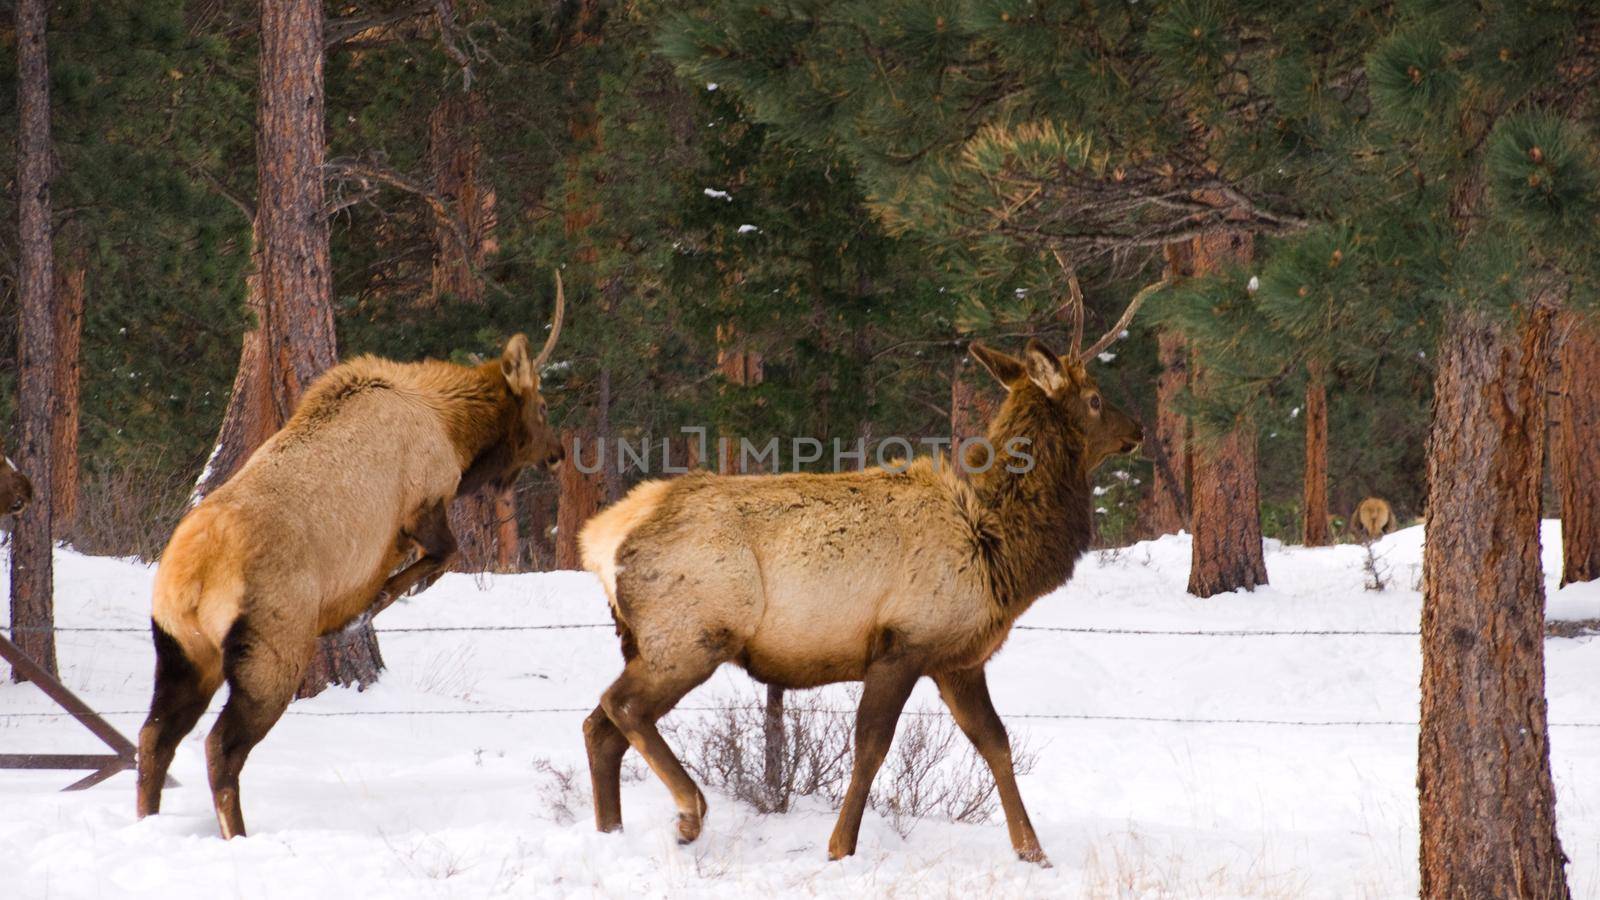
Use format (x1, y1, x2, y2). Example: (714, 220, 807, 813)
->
(150, 506, 247, 695)
(577, 478, 674, 621)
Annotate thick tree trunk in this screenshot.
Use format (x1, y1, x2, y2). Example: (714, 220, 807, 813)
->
(1555, 312, 1600, 585)
(1142, 242, 1195, 537)
(51, 249, 85, 538)
(1302, 360, 1330, 547)
(1418, 303, 1569, 899)
(555, 429, 603, 570)
(10, 0, 57, 680)
(1186, 230, 1267, 597)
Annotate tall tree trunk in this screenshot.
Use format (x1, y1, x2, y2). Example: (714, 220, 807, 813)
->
(51, 247, 85, 538)
(1186, 230, 1268, 597)
(10, 0, 57, 680)
(1302, 360, 1330, 547)
(1554, 312, 1600, 585)
(1418, 302, 1569, 899)
(555, 429, 602, 569)
(1142, 242, 1194, 537)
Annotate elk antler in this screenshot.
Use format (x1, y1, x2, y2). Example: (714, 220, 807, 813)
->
(1078, 277, 1171, 363)
(1052, 250, 1086, 359)
(533, 270, 565, 368)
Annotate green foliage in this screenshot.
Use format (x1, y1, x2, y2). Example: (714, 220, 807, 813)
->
(1486, 112, 1600, 246)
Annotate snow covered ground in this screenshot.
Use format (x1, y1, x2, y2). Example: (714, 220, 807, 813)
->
(3, 523, 1599, 898)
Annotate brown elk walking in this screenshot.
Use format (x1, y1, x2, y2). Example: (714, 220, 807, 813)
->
(136, 277, 566, 839)
(578, 280, 1157, 864)
(1352, 496, 1397, 542)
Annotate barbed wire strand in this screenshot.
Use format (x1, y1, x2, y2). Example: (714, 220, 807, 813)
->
(1, 624, 1433, 637)
(3, 705, 1598, 728)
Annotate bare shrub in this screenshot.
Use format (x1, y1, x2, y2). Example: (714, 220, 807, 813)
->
(531, 758, 585, 825)
(1361, 541, 1389, 592)
(666, 688, 1037, 835)
(68, 460, 192, 560)
(666, 690, 853, 814)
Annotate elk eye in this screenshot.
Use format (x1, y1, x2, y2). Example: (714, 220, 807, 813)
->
(1089, 394, 1102, 412)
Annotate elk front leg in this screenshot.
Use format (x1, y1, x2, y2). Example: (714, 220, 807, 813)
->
(370, 500, 457, 617)
(933, 666, 1049, 865)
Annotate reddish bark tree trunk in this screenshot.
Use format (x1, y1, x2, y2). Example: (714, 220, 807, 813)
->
(1555, 312, 1600, 585)
(555, 429, 603, 570)
(1186, 230, 1268, 597)
(51, 249, 85, 538)
(1142, 242, 1194, 537)
(10, 0, 57, 680)
(1302, 360, 1330, 547)
(1418, 303, 1569, 899)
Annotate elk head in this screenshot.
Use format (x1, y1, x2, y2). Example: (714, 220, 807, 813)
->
(970, 339, 1143, 472)
(968, 262, 1168, 472)
(0, 453, 31, 516)
(469, 273, 567, 494)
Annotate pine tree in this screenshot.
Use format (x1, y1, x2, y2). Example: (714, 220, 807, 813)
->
(657, 0, 1380, 588)
(1362, 5, 1598, 894)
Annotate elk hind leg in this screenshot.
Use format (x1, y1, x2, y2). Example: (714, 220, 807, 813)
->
(933, 667, 1048, 865)
(583, 705, 629, 832)
(827, 633, 922, 861)
(586, 618, 640, 833)
(137, 622, 220, 817)
(206, 616, 308, 839)
(598, 651, 720, 843)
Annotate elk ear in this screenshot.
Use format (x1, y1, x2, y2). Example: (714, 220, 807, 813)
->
(969, 341, 1026, 389)
(1023, 339, 1069, 394)
(500, 333, 537, 396)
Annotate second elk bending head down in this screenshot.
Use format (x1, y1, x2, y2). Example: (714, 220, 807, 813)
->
(135, 275, 565, 839)
(579, 337, 1142, 865)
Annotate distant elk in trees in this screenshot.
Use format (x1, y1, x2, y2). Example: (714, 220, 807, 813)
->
(578, 321, 1146, 864)
(136, 280, 565, 839)
(1351, 496, 1398, 542)
(0, 452, 34, 517)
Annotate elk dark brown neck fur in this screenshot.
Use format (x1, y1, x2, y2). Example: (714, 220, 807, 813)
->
(971, 383, 1094, 613)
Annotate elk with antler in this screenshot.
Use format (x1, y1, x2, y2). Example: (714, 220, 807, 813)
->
(577, 277, 1159, 863)
(136, 275, 567, 839)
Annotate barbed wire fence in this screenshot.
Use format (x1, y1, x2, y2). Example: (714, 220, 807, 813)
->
(5, 620, 1599, 729)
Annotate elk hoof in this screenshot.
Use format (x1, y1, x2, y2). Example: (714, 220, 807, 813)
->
(675, 812, 702, 844)
(826, 836, 856, 861)
(1017, 846, 1051, 867)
